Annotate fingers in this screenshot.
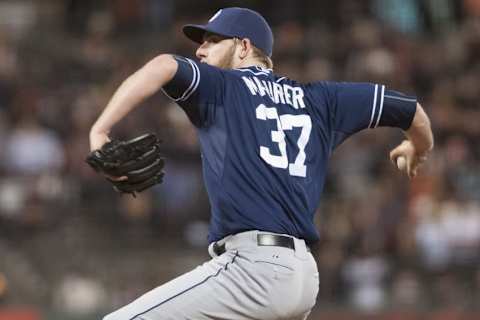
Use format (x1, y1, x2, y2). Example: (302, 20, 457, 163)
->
(409, 153, 430, 179)
(404, 155, 411, 178)
(390, 148, 415, 179)
(407, 162, 417, 179)
(389, 140, 410, 164)
(407, 154, 429, 179)
(390, 140, 431, 179)
(389, 147, 402, 165)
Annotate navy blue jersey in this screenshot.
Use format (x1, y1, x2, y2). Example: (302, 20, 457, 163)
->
(163, 56, 416, 244)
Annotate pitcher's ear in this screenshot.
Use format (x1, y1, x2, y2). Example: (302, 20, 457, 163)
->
(239, 38, 252, 59)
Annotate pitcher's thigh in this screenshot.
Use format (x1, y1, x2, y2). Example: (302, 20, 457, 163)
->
(103, 252, 259, 320)
(139, 258, 278, 319)
(102, 264, 217, 320)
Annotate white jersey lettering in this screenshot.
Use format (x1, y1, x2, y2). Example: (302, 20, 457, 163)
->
(241, 76, 305, 110)
(242, 76, 260, 95)
(273, 82, 286, 104)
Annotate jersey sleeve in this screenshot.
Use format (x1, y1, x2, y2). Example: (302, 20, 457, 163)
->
(378, 89, 417, 130)
(307, 81, 417, 148)
(162, 56, 225, 127)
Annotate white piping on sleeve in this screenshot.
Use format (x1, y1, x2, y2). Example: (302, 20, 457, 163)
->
(368, 84, 379, 128)
(384, 94, 417, 102)
(175, 58, 199, 101)
(374, 85, 385, 128)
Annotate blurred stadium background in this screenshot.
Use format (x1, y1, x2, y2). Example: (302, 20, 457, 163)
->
(0, 0, 479, 319)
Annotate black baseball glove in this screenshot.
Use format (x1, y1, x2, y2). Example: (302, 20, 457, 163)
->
(86, 133, 165, 195)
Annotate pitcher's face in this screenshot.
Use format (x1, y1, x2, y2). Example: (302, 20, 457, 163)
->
(195, 33, 238, 69)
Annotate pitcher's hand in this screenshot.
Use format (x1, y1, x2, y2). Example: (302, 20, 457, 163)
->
(390, 140, 428, 179)
(89, 129, 111, 152)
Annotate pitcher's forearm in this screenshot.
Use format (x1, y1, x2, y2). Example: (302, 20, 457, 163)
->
(91, 54, 178, 135)
(405, 103, 434, 156)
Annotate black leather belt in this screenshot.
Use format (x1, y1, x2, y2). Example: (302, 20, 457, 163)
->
(213, 233, 295, 256)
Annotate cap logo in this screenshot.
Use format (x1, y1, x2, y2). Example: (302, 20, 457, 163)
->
(208, 9, 222, 22)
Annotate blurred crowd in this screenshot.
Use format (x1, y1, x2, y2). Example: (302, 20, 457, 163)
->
(0, 0, 479, 317)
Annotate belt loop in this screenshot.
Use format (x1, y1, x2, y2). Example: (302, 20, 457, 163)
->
(251, 230, 258, 244)
(293, 237, 308, 260)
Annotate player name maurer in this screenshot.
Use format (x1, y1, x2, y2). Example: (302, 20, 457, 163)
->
(242, 76, 306, 109)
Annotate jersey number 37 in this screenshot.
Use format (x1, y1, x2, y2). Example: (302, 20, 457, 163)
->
(256, 104, 312, 177)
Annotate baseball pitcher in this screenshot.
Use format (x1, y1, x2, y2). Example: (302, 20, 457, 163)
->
(88, 7, 434, 320)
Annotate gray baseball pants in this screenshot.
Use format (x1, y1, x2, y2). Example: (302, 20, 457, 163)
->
(103, 230, 319, 320)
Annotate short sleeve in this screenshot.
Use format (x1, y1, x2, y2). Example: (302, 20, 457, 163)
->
(306, 81, 417, 148)
(379, 90, 416, 130)
(162, 56, 225, 127)
(329, 82, 385, 134)
(325, 82, 417, 133)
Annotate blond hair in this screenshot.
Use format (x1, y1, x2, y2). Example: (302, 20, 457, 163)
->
(251, 46, 273, 69)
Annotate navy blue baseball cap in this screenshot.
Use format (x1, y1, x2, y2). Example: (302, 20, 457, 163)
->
(183, 7, 274, 57)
